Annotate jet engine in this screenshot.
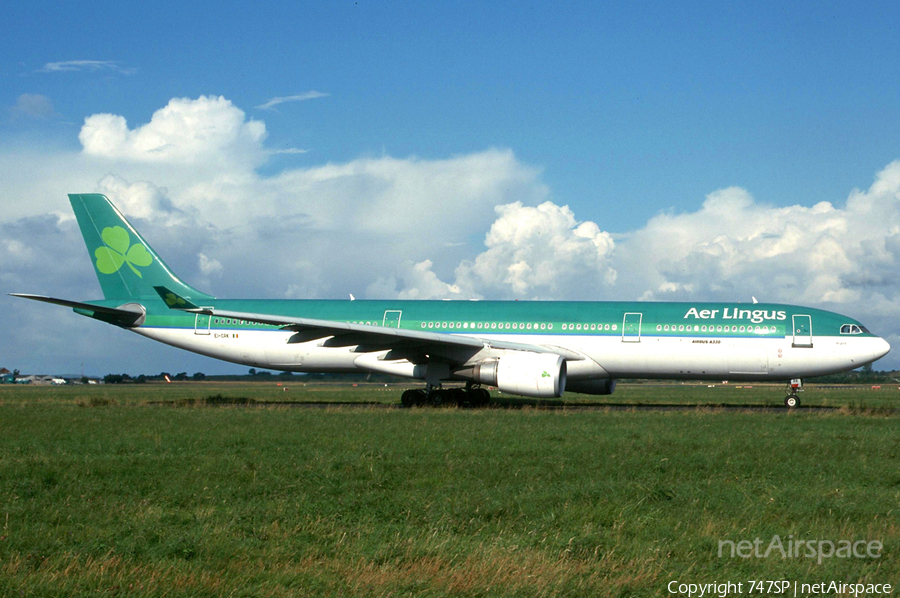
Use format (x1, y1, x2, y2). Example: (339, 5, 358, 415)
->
(468, 353, 567, 398)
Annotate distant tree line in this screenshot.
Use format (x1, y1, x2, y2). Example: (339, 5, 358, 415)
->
(102, 371, 208, 384)
(100, 370, 406, 384)
(807, 364, 899, 384)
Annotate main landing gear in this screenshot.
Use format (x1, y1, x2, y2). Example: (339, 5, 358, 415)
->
(784, 378, 802, 408)
(400, 383, 491, 408)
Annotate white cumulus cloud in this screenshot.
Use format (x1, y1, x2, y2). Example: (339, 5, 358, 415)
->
(616, 163, 900, 308)
(71, 96, 546, 238)
(367, 260, 466, 300)
(95, 175, 180, 222)
(257, 148, 546, 234)
(457, 201, 616, 298)
(198, 253, 223, 276)
(376, 201, 617, 300)
(79, 96, 267, 167)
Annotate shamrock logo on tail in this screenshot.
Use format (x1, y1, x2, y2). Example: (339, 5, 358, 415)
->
(164, 293, 186, 307)
(95, 226, 153, 278)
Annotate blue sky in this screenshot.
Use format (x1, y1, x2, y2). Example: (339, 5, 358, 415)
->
(7, 1, 899, 225)
(3, 1, 900, 375)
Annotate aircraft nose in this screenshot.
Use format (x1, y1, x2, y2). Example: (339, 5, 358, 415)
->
(852, 337, 890, 369)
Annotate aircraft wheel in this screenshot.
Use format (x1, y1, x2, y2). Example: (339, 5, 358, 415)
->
(784, 394, 800, 408)
(474, 388, 491, 406)
(401, 389, 418, 408)
(430, 390, 444, 407)
(450, 388, 466, 405)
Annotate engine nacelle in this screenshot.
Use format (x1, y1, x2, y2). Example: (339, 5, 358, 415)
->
(470, 353, 567, 398)
(565, 378, 617, 396)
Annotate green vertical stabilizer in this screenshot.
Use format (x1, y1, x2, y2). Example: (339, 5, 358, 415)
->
(69, 194, 215, 302)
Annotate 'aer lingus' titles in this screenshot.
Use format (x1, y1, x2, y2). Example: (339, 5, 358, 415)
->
(683, 307, 788, 324)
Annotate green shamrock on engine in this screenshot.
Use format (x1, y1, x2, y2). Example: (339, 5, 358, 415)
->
(94, 226, 153, 278)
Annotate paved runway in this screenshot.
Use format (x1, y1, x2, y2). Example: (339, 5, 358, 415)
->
(154, 399, 875, 413)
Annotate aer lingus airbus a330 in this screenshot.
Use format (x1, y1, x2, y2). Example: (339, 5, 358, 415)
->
(12, 194, 891, 407)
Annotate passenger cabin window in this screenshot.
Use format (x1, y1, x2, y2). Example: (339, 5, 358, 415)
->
(840, 324, 864, 335)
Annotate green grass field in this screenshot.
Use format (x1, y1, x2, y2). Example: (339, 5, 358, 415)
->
(0, 383, 897, 596)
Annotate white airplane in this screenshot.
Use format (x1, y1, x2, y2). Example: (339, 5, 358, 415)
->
(12, 194, 890, 407)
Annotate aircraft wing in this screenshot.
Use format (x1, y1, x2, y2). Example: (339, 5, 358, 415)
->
(154, 284, 583, 360)
(204, 306, 586, 362)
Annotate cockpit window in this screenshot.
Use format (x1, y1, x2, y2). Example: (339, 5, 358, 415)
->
(840, 324, 864, 335)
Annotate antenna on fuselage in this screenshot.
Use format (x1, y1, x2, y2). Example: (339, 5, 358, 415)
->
(752, 296, 758, 304)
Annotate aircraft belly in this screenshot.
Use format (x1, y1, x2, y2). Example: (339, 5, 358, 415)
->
(136, 328, 277, 367)
(583, 336, 731, 378)
(726, 340, 769, 375)
(583, 335, 872, 380)
(135, 328, 370, 371)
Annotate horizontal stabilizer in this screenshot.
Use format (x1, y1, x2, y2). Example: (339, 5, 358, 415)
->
(153, 286, 201, 310)
(9, 294, 146, 327)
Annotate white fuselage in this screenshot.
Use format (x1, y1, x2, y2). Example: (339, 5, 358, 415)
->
(135, 327, 889, 382)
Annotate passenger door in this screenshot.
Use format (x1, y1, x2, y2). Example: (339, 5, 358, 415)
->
(194, 311, 212, 335)
(792, 314, 813, 348)
(622, 312, 642, 343)
(383, 310, 402, 328)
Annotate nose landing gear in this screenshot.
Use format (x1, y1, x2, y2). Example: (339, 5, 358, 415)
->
(784, 378, 802, 408)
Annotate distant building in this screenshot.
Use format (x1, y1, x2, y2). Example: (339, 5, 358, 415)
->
(16, 375, 66, 385)
(0, 368, 13, 384)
